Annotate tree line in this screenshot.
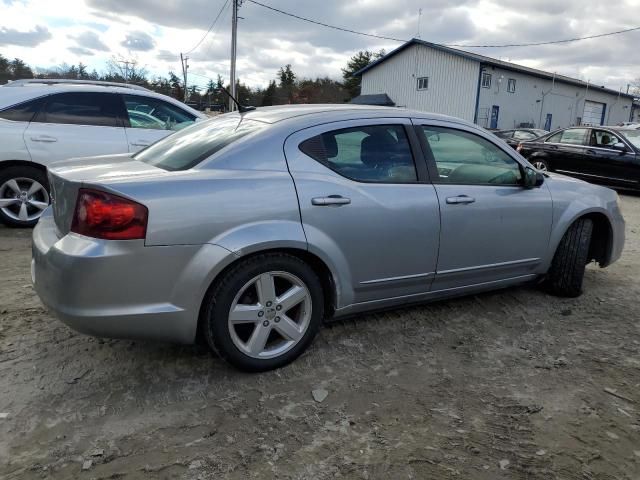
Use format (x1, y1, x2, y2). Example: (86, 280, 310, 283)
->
(0, 50, 387, 109)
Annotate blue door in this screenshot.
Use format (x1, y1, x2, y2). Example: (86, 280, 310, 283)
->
(490, 105, 499, 129)
(544, 113, 552, 131)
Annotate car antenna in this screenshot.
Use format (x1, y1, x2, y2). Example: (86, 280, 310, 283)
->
(216, 86, 256, 113)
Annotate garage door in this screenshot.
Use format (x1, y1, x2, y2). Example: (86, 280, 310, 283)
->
(582, 101, 605, 126)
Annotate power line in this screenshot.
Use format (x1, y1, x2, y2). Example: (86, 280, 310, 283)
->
(184, 0, 231, 55)
(246, 0, 640, 48)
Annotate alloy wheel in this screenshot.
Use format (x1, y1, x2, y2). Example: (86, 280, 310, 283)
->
(227, 271, 312, 359)
(532, 161, 548, 172)
(0, 177, 50, 222)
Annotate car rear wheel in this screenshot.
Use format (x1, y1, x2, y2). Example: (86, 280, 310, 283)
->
(531, 159, 549, 172)
(202, 253, 324, 372)
(0, 166, 50, 228)
(545, 218, 593, 297)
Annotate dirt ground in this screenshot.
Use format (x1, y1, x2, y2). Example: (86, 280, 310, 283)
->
(1, 197, 639, 480)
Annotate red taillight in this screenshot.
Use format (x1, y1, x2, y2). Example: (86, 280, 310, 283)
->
(71, 188, 148, 240)
(516, 143, 524, 152)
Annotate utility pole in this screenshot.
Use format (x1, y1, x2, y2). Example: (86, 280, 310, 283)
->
(116, 59, 135, 83)
(180, 53, 189, 102)
(230, 0, 240, 111)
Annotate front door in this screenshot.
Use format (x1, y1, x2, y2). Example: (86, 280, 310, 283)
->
(24, 92, 128, 163)
(284, 118, 440, 307)
(582, 129, 640, 188)
(415, 122, 553, 291)
(490, 105, 500, 129)
(121, 94, 198, 152)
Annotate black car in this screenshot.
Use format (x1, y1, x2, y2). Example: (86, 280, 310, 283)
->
(494, 128, 549, 148)
(518, 126, 640, 190)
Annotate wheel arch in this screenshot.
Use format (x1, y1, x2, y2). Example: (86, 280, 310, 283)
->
(195, 247, 338, 343)
(0, 159, 47, 175)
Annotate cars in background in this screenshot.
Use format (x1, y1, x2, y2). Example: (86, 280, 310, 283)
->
(517, 126, 640, 190)
(0, 79, 206, 227)
(32, 105, 624, 371)
(494, 128, 549, 148)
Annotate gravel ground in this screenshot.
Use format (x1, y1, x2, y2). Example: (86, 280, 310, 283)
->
(1, 195, 639, 480)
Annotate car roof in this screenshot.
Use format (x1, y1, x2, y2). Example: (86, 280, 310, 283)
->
(238, 104, 473, 127)
(0, 83, 205, 118)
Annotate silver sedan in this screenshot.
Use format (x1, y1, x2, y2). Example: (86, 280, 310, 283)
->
(32, 105, 625, 371)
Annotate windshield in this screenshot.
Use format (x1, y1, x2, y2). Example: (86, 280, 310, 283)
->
(619, 130, 640, 149)
(134, 115, 265, 171)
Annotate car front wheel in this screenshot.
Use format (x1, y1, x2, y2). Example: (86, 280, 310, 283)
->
(202, 253, 324, 372)
(545, 218, 593, 297)
(0, 166, 50, 228)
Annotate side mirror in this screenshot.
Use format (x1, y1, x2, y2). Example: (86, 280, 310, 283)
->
(523, 166, 544, 189)
(612, 142, 627, 153)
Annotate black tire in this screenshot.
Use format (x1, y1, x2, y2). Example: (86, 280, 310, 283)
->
(202, 253, 324, 372)
(530, 158, 550, 172)
(0, 166, 50, 228)
(545, 218, 593, 297)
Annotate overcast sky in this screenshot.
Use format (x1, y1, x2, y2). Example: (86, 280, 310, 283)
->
(1, 0, 639, 92)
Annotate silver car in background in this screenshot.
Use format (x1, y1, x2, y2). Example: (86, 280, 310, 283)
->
(32, 105, 625, 371)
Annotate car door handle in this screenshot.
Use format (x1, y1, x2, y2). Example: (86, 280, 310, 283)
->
(30, 135, 58, 143)
(446, 195, 476, 205)
(131, 141, 151, 147)
(311, 195, 351, 206)
(585, 149, 596, 155)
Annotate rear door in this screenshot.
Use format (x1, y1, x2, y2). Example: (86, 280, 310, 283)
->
(284, 118, 440, 307)
(543, 128, 590, 173)
(415, 121, 553, 291)
(121, 94, 197, 152)
(24, 92, 128, 164)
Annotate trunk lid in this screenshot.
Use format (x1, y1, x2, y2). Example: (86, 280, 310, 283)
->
(48, 154, 165, 236)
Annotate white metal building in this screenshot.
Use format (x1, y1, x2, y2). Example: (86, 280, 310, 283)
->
(355, 39, 635, 131)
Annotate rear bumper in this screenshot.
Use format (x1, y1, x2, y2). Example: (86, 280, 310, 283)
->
(32, 209, 236, 344)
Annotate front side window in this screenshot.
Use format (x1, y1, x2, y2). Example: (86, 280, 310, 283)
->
(35, 92, 122, 127)
(421, 126, 522, 185)
(0, 97, 44, 122)
(591, 130, 621, 148)
(135, 116, 265, 171)
(123, 94, 196, 131)
(299, 125, 418, 183)
(481, 72, 492, 88)
(507, 78, 516, 93)
(417, 77, 429, 90)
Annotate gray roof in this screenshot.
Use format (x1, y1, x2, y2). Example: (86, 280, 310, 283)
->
(350, 93, 395, 106)
(354, 38, 634, 99)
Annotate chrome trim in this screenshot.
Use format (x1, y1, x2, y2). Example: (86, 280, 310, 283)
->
(555, 169, 639, 184)
(360, 272, 434, 285)
(437, 257, 540, 275)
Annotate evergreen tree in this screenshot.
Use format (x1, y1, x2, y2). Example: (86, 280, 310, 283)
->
(341, 50, 385, 99)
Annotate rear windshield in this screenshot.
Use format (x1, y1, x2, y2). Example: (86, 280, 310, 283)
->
(134, 115, 265, 171)
(619, 130, 640, 149)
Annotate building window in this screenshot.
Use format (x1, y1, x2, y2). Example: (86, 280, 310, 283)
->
(417, 77, 429, 90)
(481, 72, 492, 88)
(507, 78, 516, 93)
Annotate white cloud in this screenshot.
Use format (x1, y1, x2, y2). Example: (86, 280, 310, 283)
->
(0, 0, 638, 91)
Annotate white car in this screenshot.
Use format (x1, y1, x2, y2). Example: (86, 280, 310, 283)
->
(0, 79, 206, 227)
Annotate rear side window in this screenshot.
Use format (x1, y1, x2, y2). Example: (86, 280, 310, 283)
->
(35, 92, 123, 127)
(123, 94, 196, 131)
(135, 116, 265, 171)
(0, 97, 44, 122)
(494, 131, 513, 139)
(547, 128, 588, 145)
(299, 125, 418, 183)
(512, 130, 537, 140)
